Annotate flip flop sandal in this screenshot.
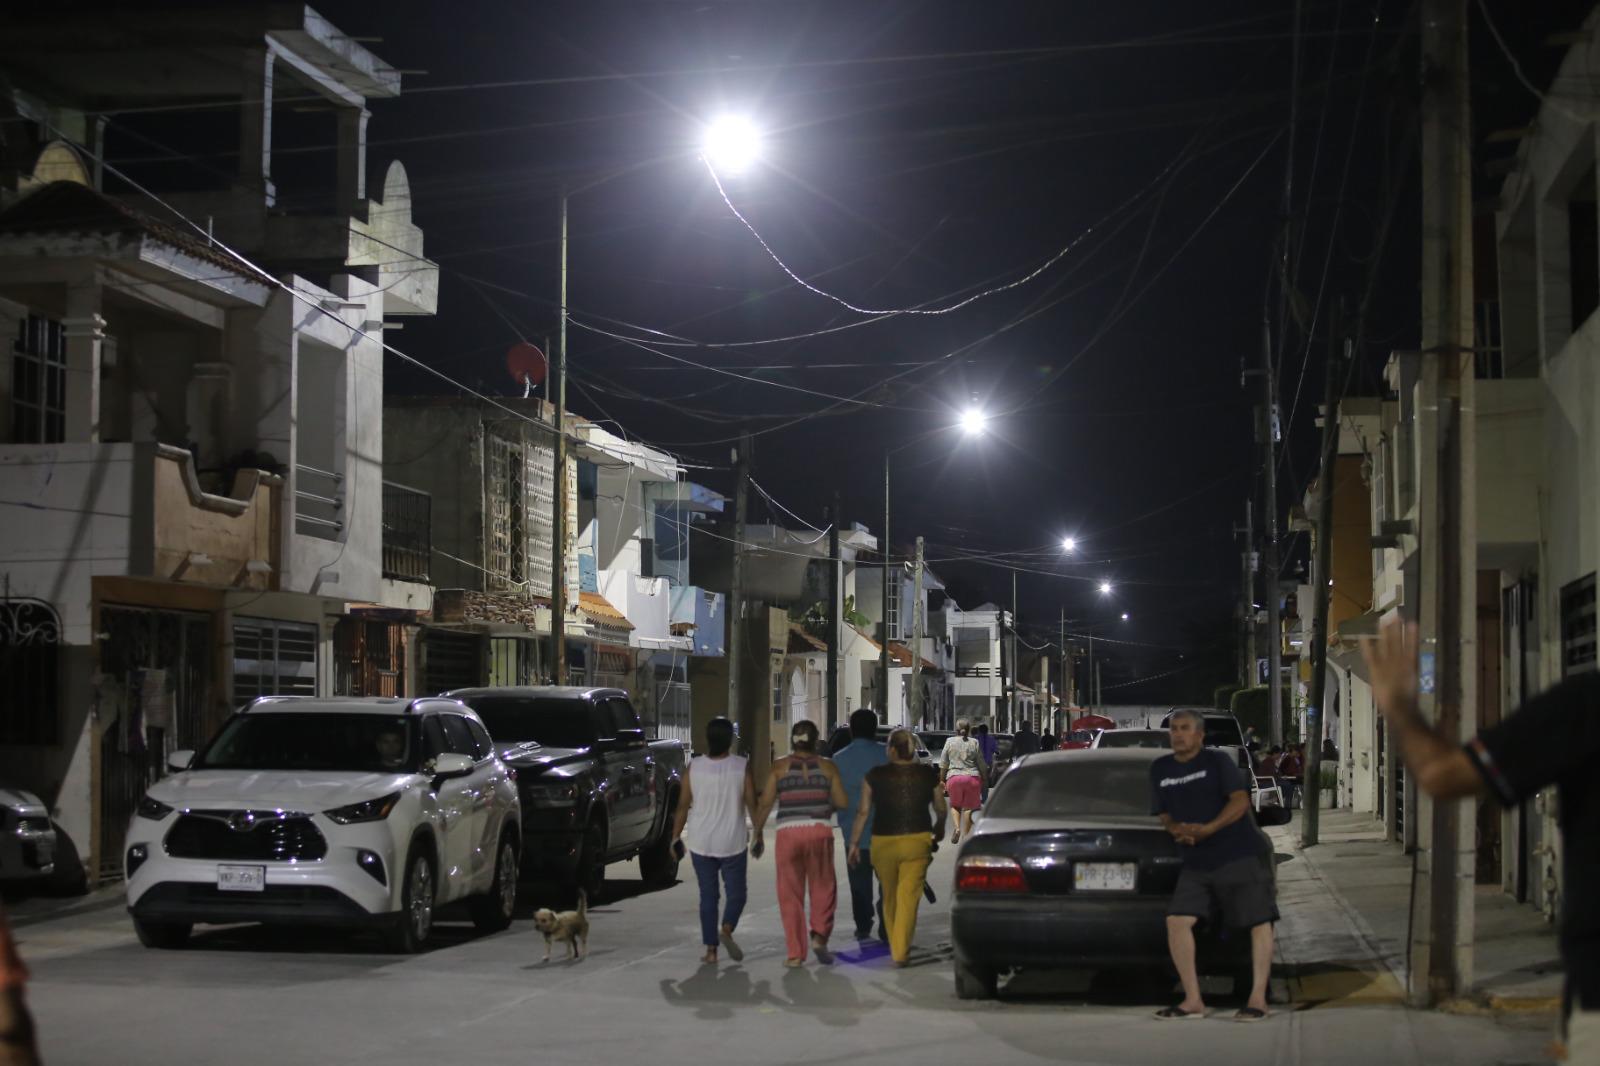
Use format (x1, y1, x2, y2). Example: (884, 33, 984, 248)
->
(1154, 1006, 1206, 1020)
(811, 939, 834, 964)
(719, 930, 744, 962)
(1233, 1008, 1269, 1023)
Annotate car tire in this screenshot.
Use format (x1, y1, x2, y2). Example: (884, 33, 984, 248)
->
(132, 916, 191, 949)
(953, 958, 998, 1000)
(470, 837, 519, 935)
(386, 845, 437, 954)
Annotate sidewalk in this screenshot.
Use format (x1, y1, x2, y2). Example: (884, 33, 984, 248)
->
(1273, 807, 1563, 1013)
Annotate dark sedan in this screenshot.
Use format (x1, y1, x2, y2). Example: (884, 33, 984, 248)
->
(949, 749, 1290, 999)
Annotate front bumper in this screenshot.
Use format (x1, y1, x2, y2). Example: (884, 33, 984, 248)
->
(952, 895, 1253, 971)
(129, 882, 393, 928)
(0, 832, 56, 882)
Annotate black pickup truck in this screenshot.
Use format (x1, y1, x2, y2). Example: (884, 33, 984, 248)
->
(446, 686, 686, 897)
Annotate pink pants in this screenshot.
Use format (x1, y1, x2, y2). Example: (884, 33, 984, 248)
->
(775, 824, 837, 960)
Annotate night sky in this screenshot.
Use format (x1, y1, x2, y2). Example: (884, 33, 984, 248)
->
(104, 1, 1595, 698)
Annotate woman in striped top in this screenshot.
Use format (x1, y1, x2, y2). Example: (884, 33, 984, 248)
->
(751, 719, 848, 966)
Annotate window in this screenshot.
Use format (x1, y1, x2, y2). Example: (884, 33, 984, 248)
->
(11, 313, 66, 444)
(439, 714, 477, 757)
(233, 619, 318, 703)
(464, 717, 495, 760)
(885, 572, 901, 641)
(772, 670, 784, 721)
(1560, 574, 1597, 677)
(0, 598, 60, 745)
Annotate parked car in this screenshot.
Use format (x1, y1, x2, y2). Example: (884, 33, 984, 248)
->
(447, 687, 686, 897)
(124, 696, 522, 953)
(1158, 708, 1247, 750)
(874, 725, 933, 764)
(950, 749, 1292, 999)
(919, 729, 956, 765)
(1059, 729, 1097, 751)
(0, 786, 55, 886)
(1090, 728, 1170, 750)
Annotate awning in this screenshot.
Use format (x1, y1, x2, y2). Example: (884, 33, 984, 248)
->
(578, 591, 634, 630)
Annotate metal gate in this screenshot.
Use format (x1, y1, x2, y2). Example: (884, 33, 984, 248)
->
(422, 630, 481, 694)
(97, 605, 211, 882)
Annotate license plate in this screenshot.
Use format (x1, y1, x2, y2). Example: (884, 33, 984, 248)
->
(217, 865, 265, 892)
(1073, 861, 1137, 892)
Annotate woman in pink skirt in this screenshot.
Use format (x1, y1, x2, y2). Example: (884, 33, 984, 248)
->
(939, 718, 988, 844)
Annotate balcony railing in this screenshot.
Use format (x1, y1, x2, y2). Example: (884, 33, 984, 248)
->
(295, 463, 344, 538)
(382, 480, 431, 583)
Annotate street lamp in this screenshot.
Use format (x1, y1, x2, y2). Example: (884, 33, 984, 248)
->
(1098, 580, 1114, 596)
(701, 115, 763, 175)
(1121, 612, 1130, 622)
(881, 409, 988, 718)
(1061, 536, 1077, 553)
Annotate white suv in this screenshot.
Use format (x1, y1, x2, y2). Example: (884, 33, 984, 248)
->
(125, 696, 521, 953)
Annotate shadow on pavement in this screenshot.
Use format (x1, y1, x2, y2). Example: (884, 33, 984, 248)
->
(659, 965, 776, 1020)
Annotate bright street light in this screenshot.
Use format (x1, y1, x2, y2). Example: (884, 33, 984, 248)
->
(1098, 581, 1113, 596)
(958, 407, 989, 436)
(702, 115, 763, 174)
(1061, 536, 1077, 553)
(1120, 612, 1130, 621)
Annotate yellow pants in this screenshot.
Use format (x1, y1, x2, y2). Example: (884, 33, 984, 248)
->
(870, 832, 934, 963)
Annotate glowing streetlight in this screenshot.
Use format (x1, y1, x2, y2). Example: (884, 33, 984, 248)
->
(702, 115, 763, 174)
(958, 407, 989, 437)
(1061, 536, 1077, 553)
(1098, 581, 1113, 596)
(1120, 612, 1130, 622)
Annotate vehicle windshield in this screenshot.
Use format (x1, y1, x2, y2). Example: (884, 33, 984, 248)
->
(919, 732, 952, 754)
(985, 759, 1153, 819)
(458, 697, 595, 749)
(1097, 730, 1170, 750)
(197, 713, 417, 773)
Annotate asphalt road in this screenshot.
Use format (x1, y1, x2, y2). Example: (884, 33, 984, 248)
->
(11, 831, 1553, 1066)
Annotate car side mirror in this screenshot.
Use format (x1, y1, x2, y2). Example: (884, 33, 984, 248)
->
(1257, 805, 1293, 827)
(430, 752, 474, 787)
(167, 750, 194, 773)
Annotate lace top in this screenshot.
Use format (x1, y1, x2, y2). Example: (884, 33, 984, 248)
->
(864, 763, 940, 837)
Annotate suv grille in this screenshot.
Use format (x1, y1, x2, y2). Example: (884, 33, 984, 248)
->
(164, 811, 327, 862)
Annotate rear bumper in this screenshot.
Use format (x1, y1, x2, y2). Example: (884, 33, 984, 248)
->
(129, 882, 395, 929)
(952, 895, 1253, 971)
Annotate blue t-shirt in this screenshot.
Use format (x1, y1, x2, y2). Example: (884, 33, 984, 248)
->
(1149, 749, 1261, 870)
(833, 738, 888, 848)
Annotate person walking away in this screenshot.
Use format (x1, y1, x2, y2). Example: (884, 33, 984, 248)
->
(1013, 719, 1039, 757)
(832, 709, 888, 942)
(940, 719, 986, 844)
(1152, 709, 1278, 1021)
(751, 719, 848, 966)
(1276, 744, 1305, 809)
(672, 716, 755, 965)
(1363, 621, 1599, 1063)
(849, 728, 947, 967)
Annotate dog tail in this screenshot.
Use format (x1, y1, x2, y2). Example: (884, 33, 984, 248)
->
(577, 888, 587, 919)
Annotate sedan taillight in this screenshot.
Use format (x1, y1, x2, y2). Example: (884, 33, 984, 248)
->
(956, 855, 1028, 893)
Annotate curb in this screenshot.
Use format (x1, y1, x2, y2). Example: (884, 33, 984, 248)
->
(7, 888, 125, 930)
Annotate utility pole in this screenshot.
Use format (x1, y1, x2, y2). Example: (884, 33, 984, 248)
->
(1259, 320, 1284, 748)
(1059, 608, 1068, 729)
(826, 494, 840, 734)
(729, 433, 752, 755)
(910, 536, 925, 728)
(1006, 571, 1019, 731)
(880, 457, 892, 716)
(550, 189, 569, 685)
(1237, 501, 1256, 689)
(1303, 309, 1348, 847)
(1411, 0, 1477, 1005)
(1087, 633, 1096, 710)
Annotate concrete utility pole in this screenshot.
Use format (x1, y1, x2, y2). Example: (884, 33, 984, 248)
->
(826, 495, 840, 734)
(1259, 321, 1285, 748)
(1087, 633, 1096, 710)
(550, 189, 570, 685)
(1303, 310, 1348, 847)
(1237, 500, 1256, 688)
(1059, 608, 1068, 726)
(1008, 571, 1019, 731)
(1411, 0, 1477, 1005)
(729, 433, 752, 754)
(880, 457, 892, 715)
(910, 535, 925, 728)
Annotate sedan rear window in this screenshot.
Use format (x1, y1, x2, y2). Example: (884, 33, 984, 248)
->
(1097, 730, 1170, 749)
(985, 760, 1153, 819)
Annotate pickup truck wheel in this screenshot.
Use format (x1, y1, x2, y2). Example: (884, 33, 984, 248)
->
(570, 819, 606, 903)
(385, 846, 436, 954)
(470, 838, 519, 934)
(638, 826, 680, 887)
(132, 916, 190, 949)
(953, 959, 998, 1000)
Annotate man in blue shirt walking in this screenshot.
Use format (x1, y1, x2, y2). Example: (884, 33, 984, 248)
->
(833, 709, 887, 941)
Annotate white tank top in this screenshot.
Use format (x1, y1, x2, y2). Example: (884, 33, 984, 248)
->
(683, 754, 749, 858)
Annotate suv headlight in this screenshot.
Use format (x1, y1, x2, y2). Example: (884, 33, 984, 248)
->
(324, 792, 402, 825)
(136, 795, 174, 821)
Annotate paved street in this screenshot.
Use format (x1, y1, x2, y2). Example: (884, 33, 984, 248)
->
(14, 828, 1552, 1066)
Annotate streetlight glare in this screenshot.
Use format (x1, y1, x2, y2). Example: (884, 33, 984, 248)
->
(1098, 581, 1113, 596)
(702, 115, 762, 174)
(1120, 612, 1130, 621)
(1061, 536, 1077, 553)
(959, 407, 988, 436)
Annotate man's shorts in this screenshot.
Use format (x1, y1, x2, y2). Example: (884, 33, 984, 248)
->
(1168, 854, 1279, 929)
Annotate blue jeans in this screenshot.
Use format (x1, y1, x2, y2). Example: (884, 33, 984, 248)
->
(691, 851, 748, 948)
(847, 846, 885, 939)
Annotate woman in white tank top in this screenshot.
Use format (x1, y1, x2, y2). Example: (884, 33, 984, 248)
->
(671, 717, 756, 964)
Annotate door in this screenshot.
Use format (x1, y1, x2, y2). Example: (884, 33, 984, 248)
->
(422, 714, 479, 901)
(463, 715, 511, 888)
(598, 697, 652, 849)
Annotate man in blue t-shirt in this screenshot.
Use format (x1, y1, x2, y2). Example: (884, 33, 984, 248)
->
(833, 709, 888, 941)
(1149, 709, 1277, 1022)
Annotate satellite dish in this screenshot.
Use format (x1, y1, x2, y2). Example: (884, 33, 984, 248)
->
(506, 342, 547, 389)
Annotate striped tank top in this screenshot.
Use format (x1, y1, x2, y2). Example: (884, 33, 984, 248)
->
(775, 756, 834, 828)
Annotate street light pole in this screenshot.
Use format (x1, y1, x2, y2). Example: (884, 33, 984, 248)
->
(550, 187, 569, 685)
(881, 454, 892, 718)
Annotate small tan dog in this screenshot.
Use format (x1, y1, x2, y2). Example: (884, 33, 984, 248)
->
(533, 889, 588, 962)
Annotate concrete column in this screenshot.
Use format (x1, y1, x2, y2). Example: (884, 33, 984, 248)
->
(62, 280, 104, 443)
(239, 46, 276, 205)
(335, 107, 370, 219)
